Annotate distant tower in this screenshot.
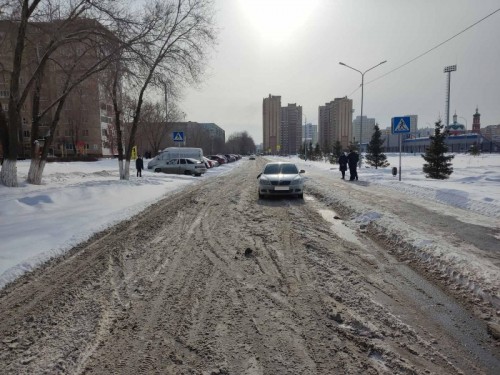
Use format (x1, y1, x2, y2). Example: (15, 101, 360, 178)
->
(472, 107, 481, 133)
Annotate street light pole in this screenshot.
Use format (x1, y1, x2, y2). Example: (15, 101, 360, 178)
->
(339, 60, 387, 167)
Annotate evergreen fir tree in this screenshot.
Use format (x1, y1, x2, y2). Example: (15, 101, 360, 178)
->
(365, 124, 389, 169)
(421, 120, 454, 179)
(307, 142, 314, 160)
(333, 140, 343, 162)
(299, 142, 305, 160)
(349, 141, 359, 152)
(469, 143, 480, 156)
(314, 143, 321, 161)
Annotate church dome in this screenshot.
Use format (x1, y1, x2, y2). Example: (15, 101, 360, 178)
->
(447, 112, 465, 131)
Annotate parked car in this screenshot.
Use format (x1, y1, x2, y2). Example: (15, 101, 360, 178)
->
(249, 154, 256, 160)
(147, 147, 203, 171)
(224, 154, 236, 162)
(209, 155, 226, 164)
(257, 162, 305, 199)
(202, 156, 215, 168)
(157, 158, 207, 176)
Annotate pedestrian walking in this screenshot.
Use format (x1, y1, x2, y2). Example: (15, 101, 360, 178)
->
(338, 152, 348, 180)
(136, 155, 144, 177)
(347, 150, 359, 181)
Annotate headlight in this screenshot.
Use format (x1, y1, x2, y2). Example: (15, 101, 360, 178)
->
(259, 177, 271, 185)
(290, 176, 302, 186)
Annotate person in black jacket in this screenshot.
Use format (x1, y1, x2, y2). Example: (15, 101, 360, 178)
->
(338, 152, 348, 179)
(347, 150, 359, 181)
(136, 155, 144, 177)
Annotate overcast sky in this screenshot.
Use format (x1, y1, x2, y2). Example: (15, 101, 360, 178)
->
(179, 0, 500, 145)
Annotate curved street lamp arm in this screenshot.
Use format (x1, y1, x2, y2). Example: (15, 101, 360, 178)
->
(339, 62, 362, 75)
(364, 60, 387, 75)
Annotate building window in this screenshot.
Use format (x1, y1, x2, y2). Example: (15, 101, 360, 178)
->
(93, 144, 98, 150)
(23, 130, 30, 138)
(66, 143, 74, 150)
(102, 129, 108, 137)
(0, 89, 10, 98)
(64, 129, 74, 137)
(82, 129, 89, 137)
(85, 143, 90, 150)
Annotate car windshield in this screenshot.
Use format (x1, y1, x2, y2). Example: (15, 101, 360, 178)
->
(263, 164, 298, 175)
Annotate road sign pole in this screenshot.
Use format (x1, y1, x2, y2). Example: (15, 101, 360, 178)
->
(399, 134, 402, 181)
(392, 116, 410, 182)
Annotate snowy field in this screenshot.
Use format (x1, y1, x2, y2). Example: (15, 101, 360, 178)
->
(1, 153, 499, 290)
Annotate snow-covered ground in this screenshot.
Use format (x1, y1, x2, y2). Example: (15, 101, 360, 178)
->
(283, 153, 500, 308)
(1, 153, 499, 291)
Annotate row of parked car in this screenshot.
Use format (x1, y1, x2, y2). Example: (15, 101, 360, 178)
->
(147, 148, 242, 176)
(203, 154, 242, 168)
(150, 154, 242, 177)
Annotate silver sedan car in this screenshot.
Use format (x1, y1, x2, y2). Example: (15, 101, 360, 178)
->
(257, 162, 305, 199)
(159, 158, 207, 176)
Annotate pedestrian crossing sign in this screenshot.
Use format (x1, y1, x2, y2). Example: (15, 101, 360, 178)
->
(392, 116, 411, 134)
(173, 131, 184, 142)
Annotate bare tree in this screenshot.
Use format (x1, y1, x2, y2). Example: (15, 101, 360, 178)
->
(225, 131, 256, 155)
(0, 0, 43, 187)
(110, 0, 217, 180)
(0, 0, 131, 186)
(139, 90, 184, 157)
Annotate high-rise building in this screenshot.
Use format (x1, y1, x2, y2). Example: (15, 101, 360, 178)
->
(302, 123, 318, 147)
(263, 94, 281, 154)
(318, 97, 353, 152)
(352, 115, 376, 145)
(280, 103, 302, 154)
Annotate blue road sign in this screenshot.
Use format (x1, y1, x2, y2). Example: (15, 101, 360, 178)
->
(392, 116, 411, 134)
(173, 131, 184, 142)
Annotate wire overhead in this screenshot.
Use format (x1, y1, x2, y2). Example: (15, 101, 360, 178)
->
(346, 7, 500, 97)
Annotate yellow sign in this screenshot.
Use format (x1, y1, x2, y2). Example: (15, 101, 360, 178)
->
(131, 146, 138, 160)
(276, 145, 281, 151)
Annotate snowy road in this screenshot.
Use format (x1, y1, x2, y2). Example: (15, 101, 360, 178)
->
(0, 157, 499, 374)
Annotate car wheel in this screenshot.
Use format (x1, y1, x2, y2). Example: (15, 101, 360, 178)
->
(259, 192, 264, 199)
(298, 193, 304, 199)
(154, 168, 161, 173)
(184, 170, 191, 175)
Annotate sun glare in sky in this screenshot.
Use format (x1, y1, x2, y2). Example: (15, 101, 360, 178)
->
(237, 0, 320, 44)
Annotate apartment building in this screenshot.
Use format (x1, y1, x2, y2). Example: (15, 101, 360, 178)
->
(318, 97, 353, 152)
(352, 115, 376, 145)
(302, 123, 318, 147)
(0, 19, 116, 158)
(263, 94, 281, 154)
(280, 103, 302, 154)
(134, 121, 226, 157)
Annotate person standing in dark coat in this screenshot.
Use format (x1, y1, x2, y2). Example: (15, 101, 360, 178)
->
(347, 150, 359, 181)
(338, 152, 348, 179)
(136, 155, 144, 177)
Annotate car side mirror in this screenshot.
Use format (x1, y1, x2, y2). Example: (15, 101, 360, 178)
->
(300, 170, 305, 174)
(257, 173, 261, 179)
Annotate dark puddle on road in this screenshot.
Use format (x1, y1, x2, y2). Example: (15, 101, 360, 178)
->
(306, 194, 500, 374)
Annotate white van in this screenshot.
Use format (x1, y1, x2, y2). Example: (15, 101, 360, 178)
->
(147, 147, 203, 172)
